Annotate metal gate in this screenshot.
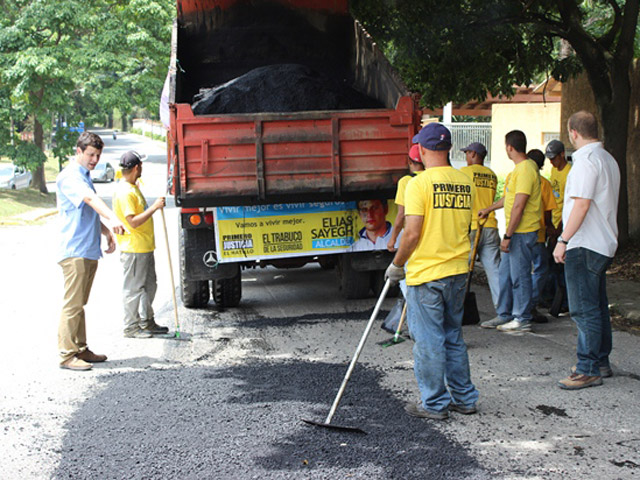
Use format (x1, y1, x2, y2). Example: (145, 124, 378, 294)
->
(443, 123, 492, 169)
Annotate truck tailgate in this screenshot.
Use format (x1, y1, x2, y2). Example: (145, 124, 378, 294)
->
(171, 96, 418, 207)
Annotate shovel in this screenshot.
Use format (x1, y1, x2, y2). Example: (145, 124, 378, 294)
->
(302, 279, 392, 434)
(462, 218, 485, 325)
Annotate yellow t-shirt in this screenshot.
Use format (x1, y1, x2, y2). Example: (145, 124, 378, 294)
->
(537, 176, 558, 243)
(113, 181, 155, 253)
(550, 163, 571, 228)
(395, 172, 423, 206)
(404, 167, 472, 285)
(504, 159, 542, 234)
(395, 174, 412, 207)
(460, 164, 498, 230)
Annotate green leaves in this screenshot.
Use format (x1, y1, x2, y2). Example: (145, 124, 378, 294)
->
(10, 141, 48, 171)
(0, 0, 173, 152)
(350, 0, 635, 108)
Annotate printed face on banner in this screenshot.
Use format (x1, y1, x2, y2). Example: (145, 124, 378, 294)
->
(213, 200, 397, 262)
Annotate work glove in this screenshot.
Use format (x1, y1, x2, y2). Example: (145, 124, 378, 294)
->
(384, 262, 405, 285)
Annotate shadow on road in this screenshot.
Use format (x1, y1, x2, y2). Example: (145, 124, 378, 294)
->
(54, 360, 490, 479)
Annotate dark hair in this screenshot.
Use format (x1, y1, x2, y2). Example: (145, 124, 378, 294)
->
(76, 132, 104, 152)
(527, 149, 545, 169)
(568, 111, 598, 140)
(357, 199, 388, 209)
(505, 130, 527, 153)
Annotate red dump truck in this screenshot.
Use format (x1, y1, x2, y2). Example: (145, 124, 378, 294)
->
(167, 0, 421, 308)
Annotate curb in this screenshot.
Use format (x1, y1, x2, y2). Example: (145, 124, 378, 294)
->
(33, 210, 59, 221)
(0, 209, 58, 226)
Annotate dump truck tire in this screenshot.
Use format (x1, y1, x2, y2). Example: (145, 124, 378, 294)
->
(370, 270, 399, 298)
(338, 256, 370, 299)
(212, 271, 242, 308)
(179, 228, 210, 308)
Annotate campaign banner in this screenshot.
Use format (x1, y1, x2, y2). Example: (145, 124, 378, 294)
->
(213, 200, 397, 263)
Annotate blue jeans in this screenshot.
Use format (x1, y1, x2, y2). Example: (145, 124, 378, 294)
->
(531, 242, 549, 308)
(406, 275, 479, 413)
(496, 231, 537, 323)
(470, 227, 501, 309)
(565, 247, 613, 376)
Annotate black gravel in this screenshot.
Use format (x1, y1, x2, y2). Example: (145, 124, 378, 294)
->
(192, 64, 382, 115)
(54, 360, 489, 479)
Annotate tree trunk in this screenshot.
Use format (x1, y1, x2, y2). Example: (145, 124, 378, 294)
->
(599, 100, 630, 247)
(31, 118, 48, 194)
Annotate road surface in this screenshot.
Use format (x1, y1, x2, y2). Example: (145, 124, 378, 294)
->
(1, 131, 639, 479)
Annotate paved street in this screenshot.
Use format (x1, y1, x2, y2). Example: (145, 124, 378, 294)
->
(1, 132, 639, 479)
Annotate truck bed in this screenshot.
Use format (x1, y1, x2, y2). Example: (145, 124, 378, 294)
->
(169, 0, 421, 207)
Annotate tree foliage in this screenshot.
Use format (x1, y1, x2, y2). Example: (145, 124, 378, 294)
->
(352, 0, 638, 242)
(352, 0, 636, 107)
(0, 0, 174, 191)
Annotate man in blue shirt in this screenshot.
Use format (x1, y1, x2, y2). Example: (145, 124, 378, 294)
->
(57, 132, 125, 371)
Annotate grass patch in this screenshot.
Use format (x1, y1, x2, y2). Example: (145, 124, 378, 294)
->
(0, 156, 60, 223)
(45, 156, 64, 182)
(0, 188, 56, 220)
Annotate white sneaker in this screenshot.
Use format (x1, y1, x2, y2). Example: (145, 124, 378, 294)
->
(497, 319, 532, 332)
(480, 316, 509, 329)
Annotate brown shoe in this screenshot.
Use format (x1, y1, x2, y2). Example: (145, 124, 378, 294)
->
(558, 373, 602, 390)
(60, 357, 93, 371)
(77, 349, 107, 363)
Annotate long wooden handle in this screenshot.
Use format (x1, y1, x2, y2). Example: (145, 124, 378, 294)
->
(161, 209, 180, 331)
(393, 302, 408, 340)
(466, 216, 487, 294)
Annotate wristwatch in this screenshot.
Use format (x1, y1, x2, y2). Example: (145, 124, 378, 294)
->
(558, 236, 568, 245)
(503, 234, 512, 240)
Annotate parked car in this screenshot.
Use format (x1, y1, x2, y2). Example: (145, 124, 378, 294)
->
(0, 164, 32, 190)
(90, 161, 115, 183)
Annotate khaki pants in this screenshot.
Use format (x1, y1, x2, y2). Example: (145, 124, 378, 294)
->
(58, 257, 98, 363)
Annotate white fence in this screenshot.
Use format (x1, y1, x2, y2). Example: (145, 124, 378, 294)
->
(443, 123, 492, 169)
(131, 119, 167, 139)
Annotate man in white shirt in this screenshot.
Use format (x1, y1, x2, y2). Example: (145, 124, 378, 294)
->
(553, 111, 621, 390)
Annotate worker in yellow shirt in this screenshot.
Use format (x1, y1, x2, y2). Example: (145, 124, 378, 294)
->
(527, 149, 557, 322)
(546, 140, 571, 233)
(382, 144, 425, 331)
(459, 142, 500, 311)
(545, 140, 571, 315)
(113, 151, 168, 338)
(479, 130, 542, 332)
(385, 123, 478, 420)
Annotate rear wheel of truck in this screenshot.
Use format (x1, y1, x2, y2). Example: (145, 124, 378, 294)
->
(212, 271, 242, 308)
(338, 256, 371, 299)
(179, 228, 210, 308)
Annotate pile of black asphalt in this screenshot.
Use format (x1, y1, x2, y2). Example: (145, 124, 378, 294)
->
(192, 64, 383, 115)
(54, 360, 490, 479)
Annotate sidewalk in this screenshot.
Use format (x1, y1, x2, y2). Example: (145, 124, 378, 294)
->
(607, 277, 640, 322)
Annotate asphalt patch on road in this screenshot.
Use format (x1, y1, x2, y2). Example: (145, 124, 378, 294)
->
(534, 405, 569, 418)
(234, 308, 387, 329)
(54, 360, 490, 479)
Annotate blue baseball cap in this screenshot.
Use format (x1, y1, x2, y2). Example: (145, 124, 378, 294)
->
(412, 123, 452, 151)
